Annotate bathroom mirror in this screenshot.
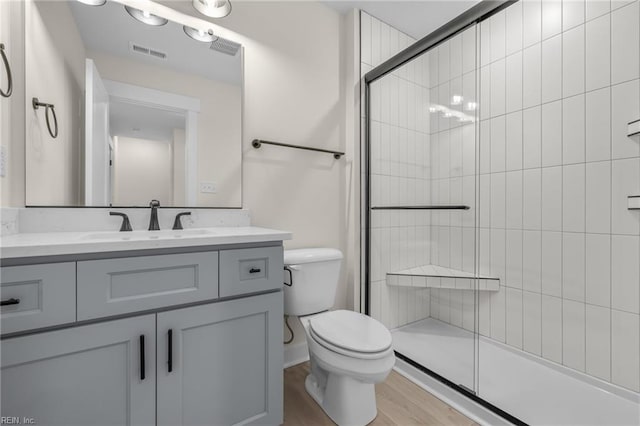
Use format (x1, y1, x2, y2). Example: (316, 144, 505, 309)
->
(24, 0, 243, 207)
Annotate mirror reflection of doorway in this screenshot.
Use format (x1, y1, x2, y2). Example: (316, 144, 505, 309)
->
(85, 59, 199, 207)
(111, 135, 174, 206)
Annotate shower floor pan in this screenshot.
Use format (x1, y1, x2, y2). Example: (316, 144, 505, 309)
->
(392, 318, 640, 425)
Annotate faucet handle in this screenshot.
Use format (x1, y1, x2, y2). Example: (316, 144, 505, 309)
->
(110, 212, 133, 232)
(172, 212, 191, 230)
(149, 199, 160, 208)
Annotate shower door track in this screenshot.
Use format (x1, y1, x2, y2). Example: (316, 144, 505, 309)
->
(394, 351, 529, 426)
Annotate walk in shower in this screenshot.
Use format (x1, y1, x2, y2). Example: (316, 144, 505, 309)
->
(363, 1, 640, 424)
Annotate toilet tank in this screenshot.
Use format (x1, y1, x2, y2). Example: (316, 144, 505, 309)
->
(283, 248, 343, 316)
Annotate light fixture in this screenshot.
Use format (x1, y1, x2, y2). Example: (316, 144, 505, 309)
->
(451, 95, 463, 106)
(183, 26, 218, 43)
(125, 5, 168, 26)
(77, 0, 107, 5)
(466, 101, 477, 111)
(192, 0, 232, 18)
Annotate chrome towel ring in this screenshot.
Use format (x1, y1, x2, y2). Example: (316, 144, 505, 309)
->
(32, 98, 59, 139)
(0, 43, 13, 98)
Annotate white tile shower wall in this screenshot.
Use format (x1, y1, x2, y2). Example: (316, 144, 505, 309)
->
(363, 12, 431, 330)
(427, 25, 479, 333)
(429, 0, 640, 392)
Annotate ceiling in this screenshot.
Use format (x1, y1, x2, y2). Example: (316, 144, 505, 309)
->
(322, 0, 481, 40)
(69, 1, 242, 85)
(109, 100, 185, 142)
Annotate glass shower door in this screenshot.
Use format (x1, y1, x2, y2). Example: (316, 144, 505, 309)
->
(366, 25, 480, 393)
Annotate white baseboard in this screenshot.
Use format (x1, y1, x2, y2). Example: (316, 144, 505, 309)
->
(284, 341, 309, 369)
(393, 358, 513, 426)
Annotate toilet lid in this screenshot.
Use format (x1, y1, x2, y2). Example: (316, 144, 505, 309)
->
(309, 310, 392, 354)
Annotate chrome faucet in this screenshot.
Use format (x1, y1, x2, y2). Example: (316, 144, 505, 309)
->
(148, 199, 161, 231)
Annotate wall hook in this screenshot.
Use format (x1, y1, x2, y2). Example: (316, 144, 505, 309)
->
(32, 98, 58, 139)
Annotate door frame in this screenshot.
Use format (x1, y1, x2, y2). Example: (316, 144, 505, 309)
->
(101, 79, 201, 206)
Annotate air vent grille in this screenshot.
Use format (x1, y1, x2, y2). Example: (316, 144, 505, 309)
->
(129, 42, 167, 60)
(210, 37, 241, 56)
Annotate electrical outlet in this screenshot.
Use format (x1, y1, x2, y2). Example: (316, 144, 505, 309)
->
(0, 146, 7, 178)
(199, 181, 217, 194)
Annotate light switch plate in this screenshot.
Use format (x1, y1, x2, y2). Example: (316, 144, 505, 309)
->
(629, 119, 640, 137)
(0, 145, 7, 177)
(199, 181, 217, 194)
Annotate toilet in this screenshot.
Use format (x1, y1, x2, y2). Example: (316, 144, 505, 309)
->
(283, 248, 395, 426)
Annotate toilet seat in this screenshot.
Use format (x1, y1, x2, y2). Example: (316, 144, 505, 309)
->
(308, 310, 392, 359)
(309, 327, 393, 360)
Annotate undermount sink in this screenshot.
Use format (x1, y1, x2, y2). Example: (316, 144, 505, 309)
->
(82, 229, 212, 241)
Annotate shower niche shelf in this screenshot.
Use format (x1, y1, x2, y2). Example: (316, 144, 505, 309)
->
(386, 265, 499, 291)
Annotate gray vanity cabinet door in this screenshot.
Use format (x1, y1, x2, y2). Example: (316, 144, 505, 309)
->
(157, 291, 283, 426)
(1, 315, 156, 426)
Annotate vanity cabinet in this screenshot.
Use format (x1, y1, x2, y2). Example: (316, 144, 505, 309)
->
(157, 291, 282, 426)
(1, 314, 156, 426)
(0, 244, 284, 426)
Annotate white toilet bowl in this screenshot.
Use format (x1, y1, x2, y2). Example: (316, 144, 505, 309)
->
(283, 248, 395, 425)
(300, 310, 395, 426)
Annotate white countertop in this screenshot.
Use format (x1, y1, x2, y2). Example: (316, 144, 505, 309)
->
(0, 227, 292, 259)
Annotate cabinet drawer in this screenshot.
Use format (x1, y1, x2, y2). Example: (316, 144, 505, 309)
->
(77, 252, 218, 320)
(219, 246, 283, 297)
(1, 263, 76, 335)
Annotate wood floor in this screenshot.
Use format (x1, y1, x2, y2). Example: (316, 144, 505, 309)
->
(284, 362, 478, 426)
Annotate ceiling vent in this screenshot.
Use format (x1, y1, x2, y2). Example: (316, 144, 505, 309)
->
(210, 37, 241, 56)
(129, 42, 168, 60)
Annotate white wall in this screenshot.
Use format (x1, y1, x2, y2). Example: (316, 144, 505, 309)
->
(0, 0, 25, 208)
(218, 1, 351, 344)
(364, 11, 437, 330)
(24, 0, 85, 206)
(424, 0, 640, 393)
(482, 0, 640, 392)
(419, 26, 480, 331)
(173, 128, 186, 206)
(112, 136, 173, 206)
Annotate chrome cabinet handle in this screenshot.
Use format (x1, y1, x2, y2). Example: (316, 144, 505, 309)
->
(0, 43, 12, 98)
(32, 98, 59, 139)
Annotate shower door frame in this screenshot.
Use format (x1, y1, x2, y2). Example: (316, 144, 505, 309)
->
(361, 1, 524, 424)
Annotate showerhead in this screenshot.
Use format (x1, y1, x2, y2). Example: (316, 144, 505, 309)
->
(210, 37, 241, 56)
